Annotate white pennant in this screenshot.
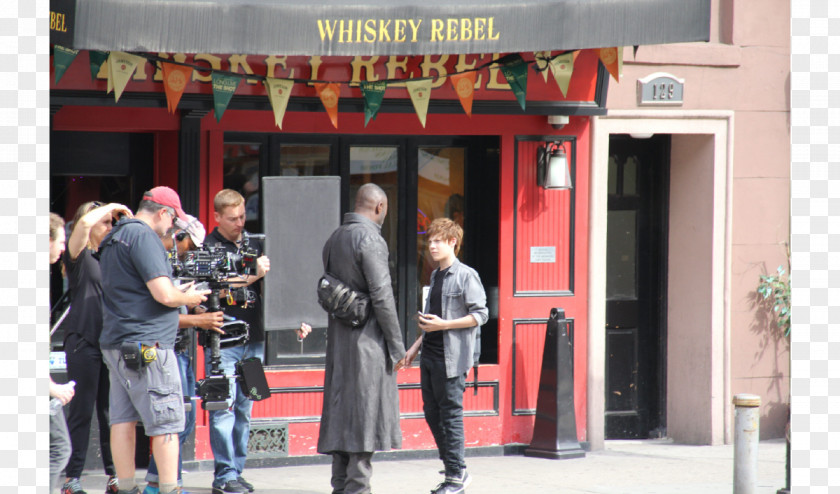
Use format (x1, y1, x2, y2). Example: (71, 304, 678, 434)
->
(108, 51, 146, 102)
(264, 78, 295, 129)
(405, 78, 432, 128)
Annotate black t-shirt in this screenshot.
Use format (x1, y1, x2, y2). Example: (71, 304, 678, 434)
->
(98, 219, 180, 349)
(422, 267, 449, 361)
(204, 228, 265, 342)
(63, 247, 104, 347)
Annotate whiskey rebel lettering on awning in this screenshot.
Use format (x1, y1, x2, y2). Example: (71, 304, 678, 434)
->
(63, 0, 711, 56)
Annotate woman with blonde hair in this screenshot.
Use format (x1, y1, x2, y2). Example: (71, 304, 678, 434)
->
(61, 201, 132, 494)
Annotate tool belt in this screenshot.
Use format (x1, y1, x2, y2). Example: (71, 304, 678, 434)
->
(120, 341, 158, 371)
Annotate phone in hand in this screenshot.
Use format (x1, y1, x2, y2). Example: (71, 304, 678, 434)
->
(413, 311, 426, 322)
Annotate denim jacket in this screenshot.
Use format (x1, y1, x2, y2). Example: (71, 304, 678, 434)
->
(423, 258, 489, 378)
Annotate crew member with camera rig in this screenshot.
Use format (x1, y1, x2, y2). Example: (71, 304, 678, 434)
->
(98, 187, 210, 494)
(204, 189, 311, 494)
(144, 215, 225, 494)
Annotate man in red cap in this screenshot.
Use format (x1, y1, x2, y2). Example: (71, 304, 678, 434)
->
(98, 187, 209, 494)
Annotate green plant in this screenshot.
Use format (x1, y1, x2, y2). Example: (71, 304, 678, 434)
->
(757, 265, 791, 337)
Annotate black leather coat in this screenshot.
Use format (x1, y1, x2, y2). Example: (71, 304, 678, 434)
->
(317, 212, 406, 454)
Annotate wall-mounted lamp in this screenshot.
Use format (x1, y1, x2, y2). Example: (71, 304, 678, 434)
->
(536, 141, 573, 190)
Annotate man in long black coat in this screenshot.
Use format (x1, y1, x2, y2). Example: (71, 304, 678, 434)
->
(318, 183, 407, 494)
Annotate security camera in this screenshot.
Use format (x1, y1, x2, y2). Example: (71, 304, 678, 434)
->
(548, 115, 569, 130)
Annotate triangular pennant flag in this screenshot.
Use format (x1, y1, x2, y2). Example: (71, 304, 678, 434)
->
(406, 78, 432, 127)
(633, 45, 640, 59)
(499, 54, 528, 111)
(88, 50, 108, 81)
(53, 45, 79, 84)
(548, 52, 575, 97)
(360, 81, 387, 127)
(315, 82, 341, 129)
(106, 61, 113, 94)
(598, 47, 621, 82)
(108, 51, 145, 102)
(211, 72, 242, 122)
(161, 62, 193, 114)
(535, 51, 551, 83)
(264, 77, 295, 129)
(449, 72, 477, 117)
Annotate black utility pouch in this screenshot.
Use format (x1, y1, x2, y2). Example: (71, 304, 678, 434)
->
(120, 341, 142, 371)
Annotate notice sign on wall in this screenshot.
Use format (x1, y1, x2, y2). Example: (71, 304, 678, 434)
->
(530, 246, 556, 263)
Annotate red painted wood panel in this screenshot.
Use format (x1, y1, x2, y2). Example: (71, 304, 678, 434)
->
(514, 140, 573, 293)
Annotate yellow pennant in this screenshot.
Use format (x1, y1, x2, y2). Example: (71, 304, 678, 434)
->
(108, 51, 145, 102)
(535, 51, 552, 83)
(549, 52, 575, 97)
(264, 78, 295, 129)
(406, 78, 432, 128)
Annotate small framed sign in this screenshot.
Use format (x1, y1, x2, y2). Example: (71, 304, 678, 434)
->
(530, 246, 556, 263)
(637, 72, 684, 106)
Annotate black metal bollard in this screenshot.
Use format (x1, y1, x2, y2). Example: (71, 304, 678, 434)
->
(524, 308, 586, 459)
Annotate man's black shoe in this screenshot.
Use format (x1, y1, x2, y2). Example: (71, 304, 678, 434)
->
(236, 477, 255, 493)
(211, 480, 248, 494)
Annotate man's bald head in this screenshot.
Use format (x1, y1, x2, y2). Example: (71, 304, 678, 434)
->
(354, 183, 388, 226)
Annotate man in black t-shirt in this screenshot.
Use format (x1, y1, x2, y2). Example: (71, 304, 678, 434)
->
(99, 187, 209, 494)
(203, 189, 270, 494)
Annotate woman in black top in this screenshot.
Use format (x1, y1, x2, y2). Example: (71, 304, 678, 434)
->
(61, 201, 131, 494)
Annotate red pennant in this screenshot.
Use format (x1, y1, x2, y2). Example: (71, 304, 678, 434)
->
(449, 72, 477, 117)
(161, 62, 193, 114)
(314, 82, 341, 129)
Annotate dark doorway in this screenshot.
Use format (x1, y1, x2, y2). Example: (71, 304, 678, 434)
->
(604, 134, 669, 439)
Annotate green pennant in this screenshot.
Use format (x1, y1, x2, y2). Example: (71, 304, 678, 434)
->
(53, 45, 79, 84)
(211, 73, 242, 122)
(88, 50, 108, 81)
(360, 81, 387, 127)
(499, 55, 528, 111)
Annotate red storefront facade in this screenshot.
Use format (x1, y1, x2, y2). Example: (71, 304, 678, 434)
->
(51, 50, 601, 461)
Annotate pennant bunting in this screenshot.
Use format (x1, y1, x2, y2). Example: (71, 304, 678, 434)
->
(53, 45, 79, 84)
(548, 52, 575, 97)
(449, 71, 477, 117)
(161, 62, 193, 114)
(499, 54, 528, 111)
(315, 82, 341, 129)
(106, 61, 113, 94)
(264, 77, 295, 129)
(405, 78, 432, 127)
(535, 51, 551, 83)
(598, 47, 622, 82)
(108, 51, 145, 102)
(211, 72, 242, 122)
(88, 50, 108, 81)
(360, 81, 387, 127)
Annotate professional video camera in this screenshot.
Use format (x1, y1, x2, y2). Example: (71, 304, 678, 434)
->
(168, 232, 269, 411)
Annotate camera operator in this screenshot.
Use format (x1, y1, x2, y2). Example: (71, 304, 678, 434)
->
(203, 189, 311, 494)
(144, 215, 225, 494)
(98, 187, 210, 494)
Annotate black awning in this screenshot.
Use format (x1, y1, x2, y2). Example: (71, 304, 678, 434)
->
(52, 0, 710, 56)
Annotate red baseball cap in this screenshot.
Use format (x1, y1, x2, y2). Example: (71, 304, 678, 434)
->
(143, 186, 187, 221)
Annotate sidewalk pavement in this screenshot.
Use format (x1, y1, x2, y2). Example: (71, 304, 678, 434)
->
(78, 438, 787, 494)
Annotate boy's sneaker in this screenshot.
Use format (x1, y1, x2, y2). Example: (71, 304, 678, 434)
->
(142, 485, 160, 494)
(106, 476, 120, 494)
(431, 470, 472, 494)
(63, 478, 88, 494)
(236, 477, 255, 492)
(116, 488, 140, 494)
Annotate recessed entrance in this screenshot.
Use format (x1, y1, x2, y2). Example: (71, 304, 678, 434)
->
(604, 134, 670, 439)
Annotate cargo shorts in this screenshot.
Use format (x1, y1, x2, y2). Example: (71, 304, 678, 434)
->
(103, 347, 185, 437)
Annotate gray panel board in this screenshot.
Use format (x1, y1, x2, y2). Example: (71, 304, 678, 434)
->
(262, 176, 340, 331)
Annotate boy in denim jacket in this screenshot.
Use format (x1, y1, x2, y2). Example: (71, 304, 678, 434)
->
(405, 218, 488, 494)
